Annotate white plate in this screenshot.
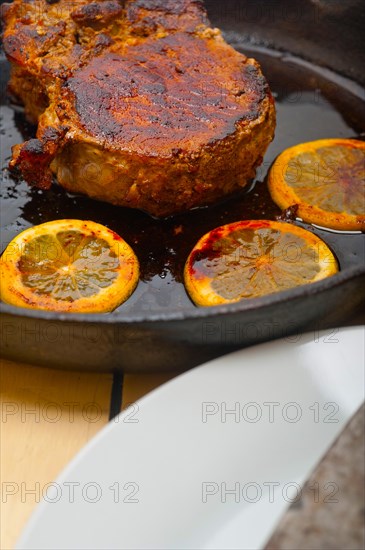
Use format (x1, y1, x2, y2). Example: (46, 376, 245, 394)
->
(17, 326, 364, 550)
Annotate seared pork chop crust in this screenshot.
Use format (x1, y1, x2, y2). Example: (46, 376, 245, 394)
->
(3, 0, 276, 217)
(65, 34, 269, 155)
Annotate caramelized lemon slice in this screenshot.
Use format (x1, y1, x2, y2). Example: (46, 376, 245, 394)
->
(184, 220, 338, 306)
(0, 220, 139, 313)
(268, 138, 365, 231)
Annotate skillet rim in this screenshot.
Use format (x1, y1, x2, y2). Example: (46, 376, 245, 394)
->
(1, 264, 364, 324)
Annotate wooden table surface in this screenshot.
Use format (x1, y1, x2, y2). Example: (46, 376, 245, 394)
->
(0, 358, 176, 549)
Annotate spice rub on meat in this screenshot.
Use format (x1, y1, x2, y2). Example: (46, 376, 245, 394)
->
(2, 0, 276, 217)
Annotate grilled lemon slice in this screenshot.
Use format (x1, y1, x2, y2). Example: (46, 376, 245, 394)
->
(0, 219, 139, 313)
(184, 220, 338, 306)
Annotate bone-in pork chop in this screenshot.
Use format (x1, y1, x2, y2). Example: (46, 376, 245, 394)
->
(2, 0, 276, 217)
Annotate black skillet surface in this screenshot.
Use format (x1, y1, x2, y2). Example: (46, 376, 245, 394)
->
(0, 0, 364, 372)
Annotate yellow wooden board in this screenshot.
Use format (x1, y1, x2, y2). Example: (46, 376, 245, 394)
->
(122, 373, 179, 408)
(0, 359, 112, 550)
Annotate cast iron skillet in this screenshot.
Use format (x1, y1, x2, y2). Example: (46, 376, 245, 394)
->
(0, 0, 364, 372)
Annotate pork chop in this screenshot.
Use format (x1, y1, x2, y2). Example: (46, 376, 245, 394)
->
(2, 0, 276, 217)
